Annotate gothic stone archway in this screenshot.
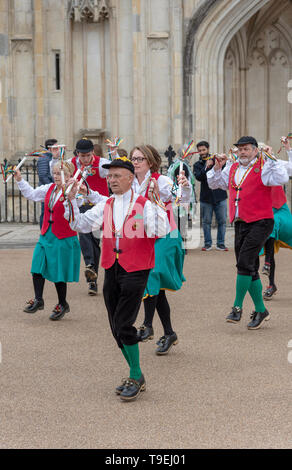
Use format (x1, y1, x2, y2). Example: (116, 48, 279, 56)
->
(183, 0, 273, 150)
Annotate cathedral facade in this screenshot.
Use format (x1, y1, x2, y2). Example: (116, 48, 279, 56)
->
(0, 0, 291, 160)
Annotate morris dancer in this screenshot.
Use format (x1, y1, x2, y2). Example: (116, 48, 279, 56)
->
(130, 145, 191, 354)
(70, 139, 110, 296)
(65, 157, 169, 401)
(207, 136, 289, 330)
(14, 161, 80, 321)
(261, 139, 292, 299)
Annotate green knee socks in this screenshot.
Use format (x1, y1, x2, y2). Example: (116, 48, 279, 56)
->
(233, 274, 252, 308)
(248, 278, 266, 313)
(122, 343, 142, 381)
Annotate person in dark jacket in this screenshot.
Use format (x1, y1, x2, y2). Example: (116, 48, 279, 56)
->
(193, 140, 228, 251)
(37, 139, 58, 228)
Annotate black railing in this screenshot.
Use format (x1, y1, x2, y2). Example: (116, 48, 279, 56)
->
(0, 158, 39, 223)
(3, 148, 289, 224)
(0, 148, 179, 224)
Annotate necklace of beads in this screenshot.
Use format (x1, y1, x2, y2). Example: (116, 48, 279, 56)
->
(230, 158, 259, 191)
(48, 185, 60, 209)
(108, 189, 135, 236)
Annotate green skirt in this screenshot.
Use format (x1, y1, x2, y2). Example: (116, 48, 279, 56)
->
(271, 203, 292, 253)
(144, 229, 186, 298)
(31, 226, 81, 283)
(260, 203, 292, 256)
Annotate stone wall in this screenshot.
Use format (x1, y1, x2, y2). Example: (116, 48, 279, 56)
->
(0, 0, 291, 164)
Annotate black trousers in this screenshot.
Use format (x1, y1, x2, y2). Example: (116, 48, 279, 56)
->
(235, 218, 274, 280)
(79, 204, 101, 275)
(265, 237, 276, 286)
(103, 262, 150, 348)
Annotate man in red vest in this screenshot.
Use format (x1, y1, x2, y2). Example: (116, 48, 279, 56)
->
(65, 157, 170, 400)
(71, 139, 110, 296)
(207, 136, 289, 330)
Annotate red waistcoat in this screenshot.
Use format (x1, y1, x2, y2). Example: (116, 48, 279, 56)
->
(271, 186, 287, 209)
(72, 155, 109, 196)
(228, 160, 273, 223)
(145, 172, 177, 231)
(41, 184, 77, 239)
(101, 195, 155, 272)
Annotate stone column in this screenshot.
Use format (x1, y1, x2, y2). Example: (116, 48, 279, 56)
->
(170, 0, 183, 149)
(0, 0, 10, 160)
(33, 0, 46, 148)
(132, 0, 145, 144)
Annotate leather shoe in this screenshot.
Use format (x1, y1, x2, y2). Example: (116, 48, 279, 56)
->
(119, 374, 146, 401)
(136, 324, 154, 342)
(247, 309, 270, 330)
(85, 265, 97, 282)
(88, 281, 98, 296)
(155, 332, 178, 355)
(262, 263, 271, 276)
(23, 298, 44, 313)
(226, 306, 242, 323)
(49, 302, 70, 321)
(263, 284, 277, 300)
(115, 378, 128, 395)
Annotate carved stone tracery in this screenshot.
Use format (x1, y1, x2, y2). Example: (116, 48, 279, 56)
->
(68, 0, 110, 23)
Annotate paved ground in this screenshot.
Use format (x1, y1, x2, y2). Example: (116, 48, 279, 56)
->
(0, 226, 292, 449)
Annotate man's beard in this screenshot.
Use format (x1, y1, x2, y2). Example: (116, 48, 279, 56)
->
(239, 158, 250, 166)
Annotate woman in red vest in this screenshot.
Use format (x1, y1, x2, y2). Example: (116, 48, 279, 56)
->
(130, 145, 191, 354)
(261, 140, 292, 299)
(261, 186, 292, 299)
(14, 161, 80, 321)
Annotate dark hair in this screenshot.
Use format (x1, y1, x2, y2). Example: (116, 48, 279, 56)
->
(93, 143, 104, 157)
(197, 140, 209, 149)
(45, 138, 57, 149)
(117, 148, 128, 158)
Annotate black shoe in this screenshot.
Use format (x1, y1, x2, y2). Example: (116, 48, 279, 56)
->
(263, 285, 277, 300)
(136, 325, 154, 342)
(88, 281, 98, 296)
(119, 374, 146, 401)
(247, 309, 270, 330)
(85, 265, 97, 282)
(262, 263, 271, 276)
(115, 378, 128, 395)
(49, 302, 70, 321)
(201, 245, 212, 251)
(155, 333, 178, 355)
(23, 298, 44, 313)
(216, 245, 229, 251)
(226, 306, 242, 323)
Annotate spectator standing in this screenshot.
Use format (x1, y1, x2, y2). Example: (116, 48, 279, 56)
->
(193, 140, 228, 251)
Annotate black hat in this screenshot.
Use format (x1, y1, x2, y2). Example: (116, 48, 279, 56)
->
(234, 136, 258, 147)
(102, 157, 135, 174)
(75, 138, 94, 153)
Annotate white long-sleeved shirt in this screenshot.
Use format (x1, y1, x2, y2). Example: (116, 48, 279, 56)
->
(86, 169, 192, 206)
(64, 188, 170, 239)
(16, 179, 63, 206)
(132, 170, 191, 203)
(207, 153, 290, 192)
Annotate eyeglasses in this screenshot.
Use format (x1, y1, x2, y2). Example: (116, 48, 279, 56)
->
(130, 157, 146, 163)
